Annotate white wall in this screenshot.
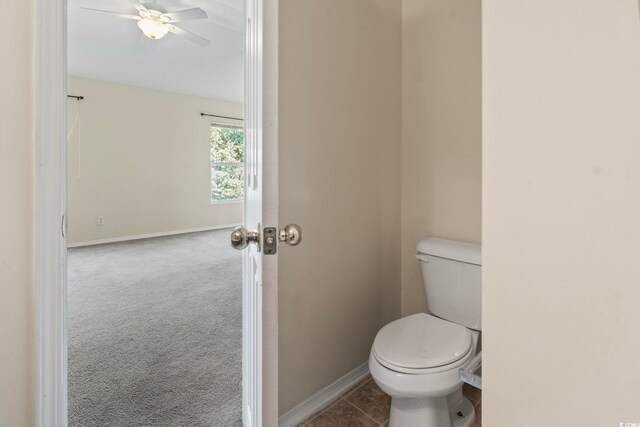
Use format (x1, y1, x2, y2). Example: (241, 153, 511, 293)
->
(483, 0, 640, 425)
(0, 1, 33, 425)
(67, 77, 243, 245)
(401, 0, 482, 316)
(278, 0, 402, 414)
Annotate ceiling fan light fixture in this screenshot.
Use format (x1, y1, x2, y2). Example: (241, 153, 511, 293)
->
(137, 18, 169, 39)
(82, 2, 211, 46)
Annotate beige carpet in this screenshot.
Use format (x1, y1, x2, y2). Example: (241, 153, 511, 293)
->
(67, 229, 242, 427)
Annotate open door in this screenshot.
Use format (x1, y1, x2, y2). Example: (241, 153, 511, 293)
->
(241, 0, 264, 419)
(238, 4, 301, 425)
(236, 1, 284, 425)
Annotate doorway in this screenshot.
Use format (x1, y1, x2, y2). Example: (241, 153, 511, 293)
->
(65, 1, 244, 425)
(34, 0, 277, 425)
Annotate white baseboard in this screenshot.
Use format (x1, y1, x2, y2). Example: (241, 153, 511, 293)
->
(67, 224, 240, 248)
(279, 362, 370, 427)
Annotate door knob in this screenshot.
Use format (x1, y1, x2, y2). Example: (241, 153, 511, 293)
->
(279, 224, 303, 246)
(230, 226, 260, 250)
(231, 224, 302, 253)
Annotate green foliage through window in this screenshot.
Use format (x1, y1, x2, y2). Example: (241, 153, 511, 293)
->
(210, 125, 244, 202)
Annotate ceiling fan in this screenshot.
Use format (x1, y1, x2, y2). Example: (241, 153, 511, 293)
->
(81, 0, 211, 46)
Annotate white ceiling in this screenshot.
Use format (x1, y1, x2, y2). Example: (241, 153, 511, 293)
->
(68, 0, 244, 102)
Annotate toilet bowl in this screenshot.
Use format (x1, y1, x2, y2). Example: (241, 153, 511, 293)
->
(370, 313, 478, 427)
(369, 237, 482, 427)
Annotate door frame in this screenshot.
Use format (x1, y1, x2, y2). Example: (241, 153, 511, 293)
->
(32, 0, 279, 425)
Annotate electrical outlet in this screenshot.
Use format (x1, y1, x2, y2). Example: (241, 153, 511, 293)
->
(97, 216, 105, 226)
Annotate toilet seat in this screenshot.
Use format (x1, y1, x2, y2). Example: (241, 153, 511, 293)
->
(373, 313, 472, 374)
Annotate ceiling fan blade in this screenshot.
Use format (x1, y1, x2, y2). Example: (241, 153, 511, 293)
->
(80, 7, 141, 20)
(161, 8, 208, 22)
(167, 25, 211, 47)
(127, 0, 149, 13)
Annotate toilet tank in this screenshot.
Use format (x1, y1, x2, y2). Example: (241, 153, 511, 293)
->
(416, 237, 482, 331)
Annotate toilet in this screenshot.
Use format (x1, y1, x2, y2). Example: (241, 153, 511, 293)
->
(369, 237, 481, 427)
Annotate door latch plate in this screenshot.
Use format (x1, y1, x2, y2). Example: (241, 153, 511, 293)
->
(263, 227, 277, 255)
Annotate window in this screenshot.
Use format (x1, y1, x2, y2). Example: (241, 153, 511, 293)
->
(210, 124, 244, 202)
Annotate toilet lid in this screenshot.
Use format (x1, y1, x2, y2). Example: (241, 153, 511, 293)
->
(373, 313, 472, 370)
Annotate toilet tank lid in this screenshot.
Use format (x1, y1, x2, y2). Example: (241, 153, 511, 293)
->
(417, 237, 481, 265)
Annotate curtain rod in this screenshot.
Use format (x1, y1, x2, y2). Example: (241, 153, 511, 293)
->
(67, 95, 84, 100)
(200, 112, 243, 121)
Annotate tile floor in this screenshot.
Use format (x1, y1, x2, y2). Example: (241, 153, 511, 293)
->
(299, 377, 481, 427)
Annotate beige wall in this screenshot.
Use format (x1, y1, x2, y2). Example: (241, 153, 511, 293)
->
(401, 0, 482, 316)
(67, 77, 242, 245)
(483, 0, 640, 425)
(0, 1, 33, 425)
(278, 0, 402, 414)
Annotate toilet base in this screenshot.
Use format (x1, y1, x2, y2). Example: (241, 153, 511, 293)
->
(389, 395, 475, 427)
